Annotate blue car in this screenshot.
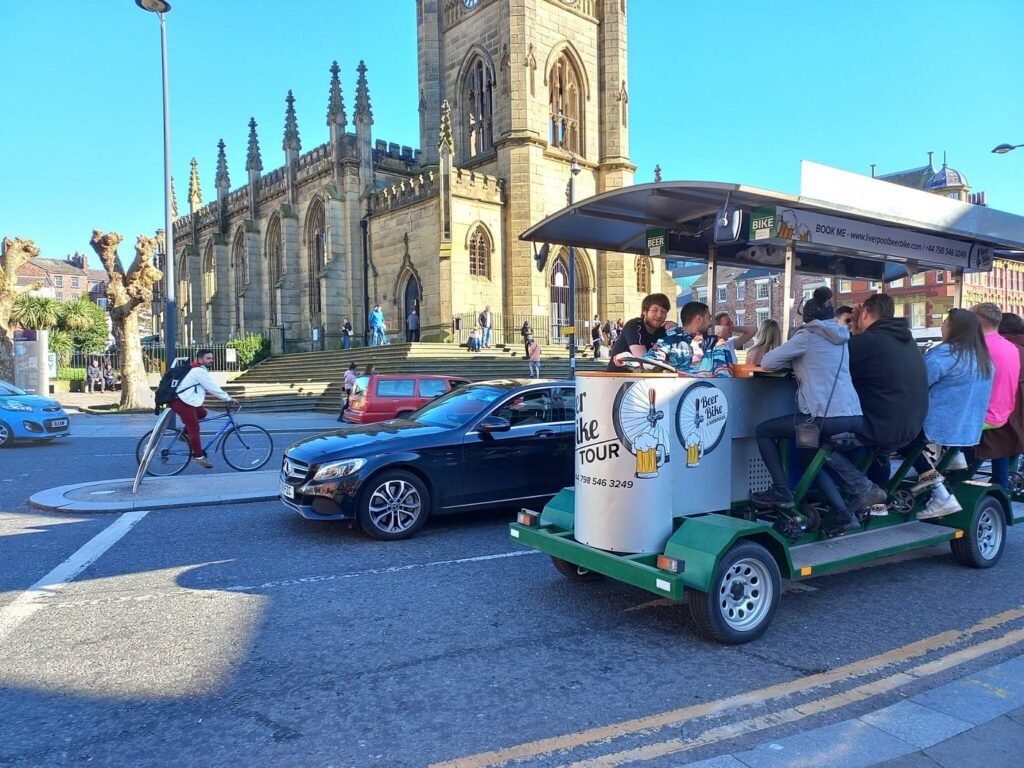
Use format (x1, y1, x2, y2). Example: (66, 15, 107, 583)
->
(0, 380, 71, 447)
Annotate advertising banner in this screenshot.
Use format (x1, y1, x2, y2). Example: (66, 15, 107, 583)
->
(748, 205, 989, 272)
(645, 228, 667, 257)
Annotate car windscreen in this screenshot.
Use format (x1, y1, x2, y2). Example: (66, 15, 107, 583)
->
(411, 384, 508, 428)
(0, 381, 26, 396)
(351, 376, 370, 397)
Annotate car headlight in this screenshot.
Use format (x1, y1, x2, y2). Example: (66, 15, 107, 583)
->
(312, 458, 366, 482)
(0, 400, 33, 412)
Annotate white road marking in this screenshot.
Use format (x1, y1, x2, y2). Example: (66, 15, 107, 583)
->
(222, 548, 541, 592)
(0, 511, 148, 643)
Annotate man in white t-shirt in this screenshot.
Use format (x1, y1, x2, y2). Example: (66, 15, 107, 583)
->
(713, 311, 757, 356)
(169, 349, 237, 468)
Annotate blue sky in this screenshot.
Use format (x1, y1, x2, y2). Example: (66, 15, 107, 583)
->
(2, 0, 1022, 260)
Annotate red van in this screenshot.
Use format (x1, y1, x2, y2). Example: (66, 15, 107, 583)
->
(343, 374, 470, 424)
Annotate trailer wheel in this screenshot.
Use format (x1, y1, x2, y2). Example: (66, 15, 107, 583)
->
(950, 496, 1006, 568)
(550, 557, 604, 583)
(689, 540, 781, 644)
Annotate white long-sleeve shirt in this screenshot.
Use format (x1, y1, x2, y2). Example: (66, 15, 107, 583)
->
(175, 365, 231, 407)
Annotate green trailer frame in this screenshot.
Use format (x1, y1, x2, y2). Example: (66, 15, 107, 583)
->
(509, 169, 1024, 643)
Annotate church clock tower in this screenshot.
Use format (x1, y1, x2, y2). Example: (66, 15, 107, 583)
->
(418, 0, 649, 327)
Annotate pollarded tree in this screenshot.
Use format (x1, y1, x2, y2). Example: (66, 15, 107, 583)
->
(89, 231, 162, 410)
(0, 237, 42, 382)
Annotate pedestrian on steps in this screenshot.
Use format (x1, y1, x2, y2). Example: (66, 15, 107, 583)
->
(338, 362, 358, 422)
(527, 336, 542, 378)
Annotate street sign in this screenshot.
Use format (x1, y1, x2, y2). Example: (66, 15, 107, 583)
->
(646, 228, 667, 257)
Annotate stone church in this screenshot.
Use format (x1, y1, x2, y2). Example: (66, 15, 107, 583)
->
(170, 0, 674, 352)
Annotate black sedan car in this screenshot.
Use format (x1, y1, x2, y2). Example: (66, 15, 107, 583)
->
(280, 379, 575, 540)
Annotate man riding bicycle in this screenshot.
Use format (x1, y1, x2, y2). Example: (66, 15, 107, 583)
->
(169, 349, 238, 468)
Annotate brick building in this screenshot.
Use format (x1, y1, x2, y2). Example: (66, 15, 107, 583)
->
(686, 266, 828, 333)
(15, 253, 107, 306)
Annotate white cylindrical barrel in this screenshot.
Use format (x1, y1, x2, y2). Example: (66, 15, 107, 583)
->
(573, 373, 682, 554)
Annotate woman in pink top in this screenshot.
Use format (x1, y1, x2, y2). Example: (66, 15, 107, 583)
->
(971, 303, 1021, 490)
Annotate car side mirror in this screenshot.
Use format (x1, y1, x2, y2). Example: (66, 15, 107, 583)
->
(478, 416, 511, 434)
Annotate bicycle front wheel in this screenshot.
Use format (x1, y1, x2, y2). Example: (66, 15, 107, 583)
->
(221, 424, 273, 471)
(138, 428, 192, 476)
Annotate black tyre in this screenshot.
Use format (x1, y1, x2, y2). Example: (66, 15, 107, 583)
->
(396, 410, 415, 420)
(221, 424, 273, 471)
(136, 427, 191, 476)
(0, 421, 12, 448)
(550, 556, 604, 582)
(689, 540, 781, 644)
(950, 496, 1006, 568)
(357, 470, 430, 541)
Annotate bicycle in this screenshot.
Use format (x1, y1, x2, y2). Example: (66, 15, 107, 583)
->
(135, 403, 273, 476)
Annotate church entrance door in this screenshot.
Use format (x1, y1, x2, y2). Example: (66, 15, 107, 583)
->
(549, 258, 569, 346)
(404, 276, 421, 342)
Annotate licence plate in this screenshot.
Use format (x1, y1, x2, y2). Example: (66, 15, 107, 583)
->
(280, 482, 294, 499)
(50, 419, 68, 428)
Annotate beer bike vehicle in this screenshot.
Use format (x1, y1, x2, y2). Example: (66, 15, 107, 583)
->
(509, 162, 1024, 644)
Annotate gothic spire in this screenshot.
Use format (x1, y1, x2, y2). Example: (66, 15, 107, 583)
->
(438, 98, 454, 154)
(171, 176, 179, 220)
(354, 60, 373, 123)
(188, 157, 202, 212)
(283, 90, 302, 152)
(215, 139, 230, 190)
(326, 61, 347, 129)
(246, 117, 263, 173)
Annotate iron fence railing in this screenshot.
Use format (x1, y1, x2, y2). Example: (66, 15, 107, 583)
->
(71, 343, 243, 373)
(453, 312, 595, 348)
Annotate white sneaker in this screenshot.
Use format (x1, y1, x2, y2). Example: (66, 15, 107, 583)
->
(917, 494, 962, 519)
(945, 451, 969, 471)
(911, 469, 943, 495)
(866, 504, 889, 516)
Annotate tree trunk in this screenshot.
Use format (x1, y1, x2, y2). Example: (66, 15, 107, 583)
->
(0, 297, 14, 383)
(115, 310, 151, 410)
(89, 231, 162, 411)
(0, 237, 41, 382)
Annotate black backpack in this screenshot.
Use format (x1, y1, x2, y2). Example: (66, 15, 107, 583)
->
(153, 363, 196, 413)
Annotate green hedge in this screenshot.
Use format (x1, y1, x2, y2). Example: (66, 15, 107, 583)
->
(59, 367, 86, 381)
(226, 333, 270, 370)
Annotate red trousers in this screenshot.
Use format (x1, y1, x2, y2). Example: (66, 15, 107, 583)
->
(169, 399, 208, 457)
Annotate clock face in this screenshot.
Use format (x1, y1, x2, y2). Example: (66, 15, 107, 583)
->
(462, 0, 480, 9)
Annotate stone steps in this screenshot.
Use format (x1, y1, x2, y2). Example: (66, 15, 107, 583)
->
(227, 342, 607, 411)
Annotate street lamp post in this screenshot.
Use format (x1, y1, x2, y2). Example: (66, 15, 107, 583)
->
(568, 156, 581, 379)
(361, 200, 373, 346)
(992, 143, 1024, 155)
(136, 0, 175, 369)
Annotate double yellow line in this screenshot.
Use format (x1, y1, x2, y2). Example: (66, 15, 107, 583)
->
(433, 605, 1024, 768)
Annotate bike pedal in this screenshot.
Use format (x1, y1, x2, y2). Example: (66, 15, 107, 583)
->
(866, 504, 889, 516)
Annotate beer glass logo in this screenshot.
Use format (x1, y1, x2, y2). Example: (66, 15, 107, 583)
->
(777, 209, 798, 240)
(675, 382, 729, 469)
(612, 383, 670, 479)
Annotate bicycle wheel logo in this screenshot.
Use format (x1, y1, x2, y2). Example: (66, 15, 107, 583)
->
(675, 381, 728, 468)
(612, 382, 671, 479)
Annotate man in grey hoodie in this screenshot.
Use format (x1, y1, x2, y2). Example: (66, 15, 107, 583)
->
(751, 288, 887, 532)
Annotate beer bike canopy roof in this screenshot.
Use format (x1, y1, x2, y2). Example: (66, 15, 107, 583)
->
(521, 162, 1024, 281)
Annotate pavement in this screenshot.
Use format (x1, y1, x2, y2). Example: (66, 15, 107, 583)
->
(684, 656, 1024, 767)
(25, 407, 340, 513)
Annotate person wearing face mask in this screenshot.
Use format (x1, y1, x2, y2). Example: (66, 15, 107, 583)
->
(608, 293, 671, 371)
(642, 301, 733, 377)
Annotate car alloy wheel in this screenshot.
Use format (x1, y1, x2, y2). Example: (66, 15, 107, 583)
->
(357, 470, 430, 541)
(0, 421, 11, 447)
